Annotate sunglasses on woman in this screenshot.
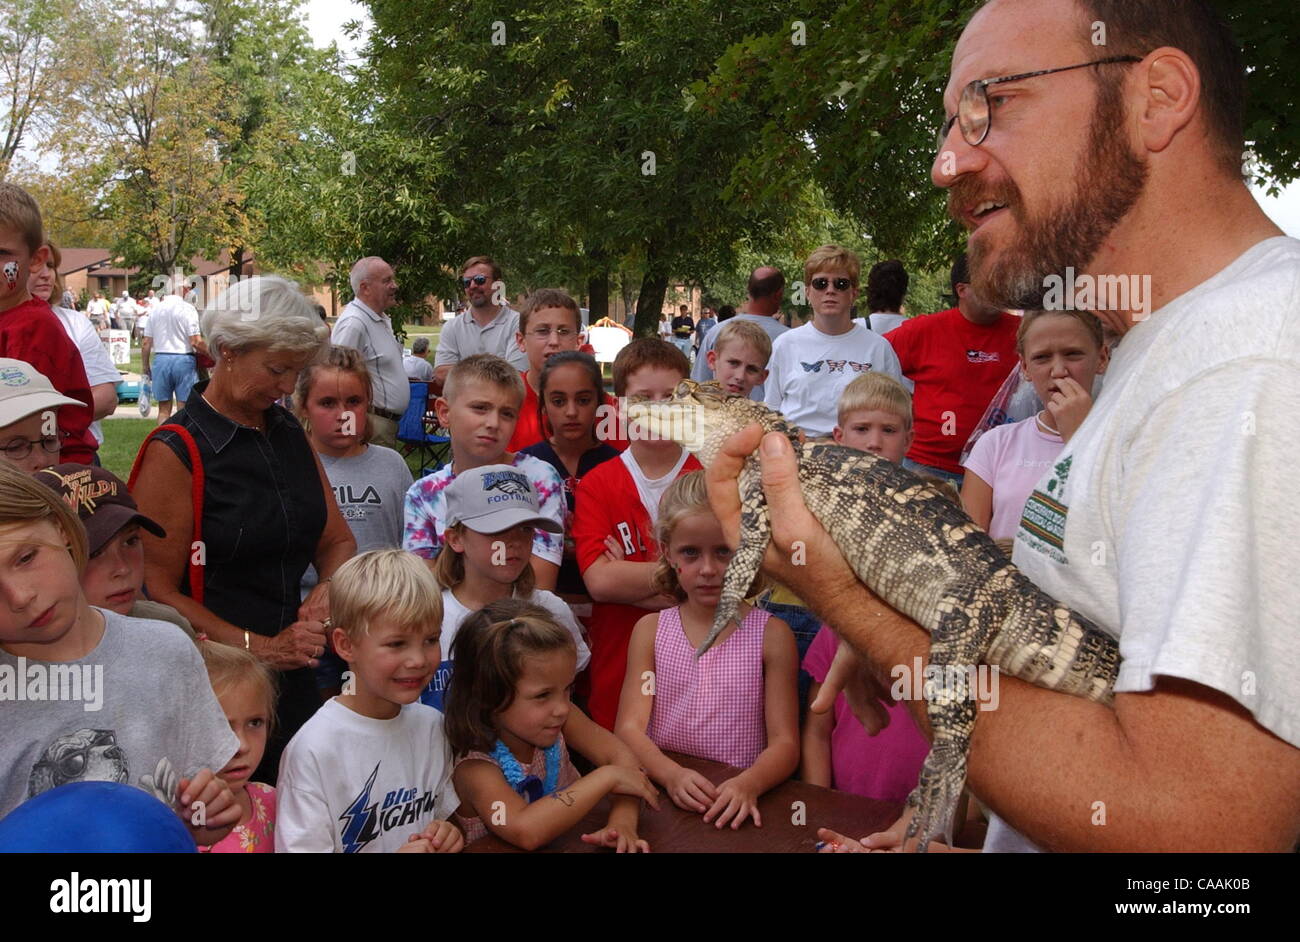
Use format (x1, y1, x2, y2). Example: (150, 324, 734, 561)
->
(810, 277, 853, 292)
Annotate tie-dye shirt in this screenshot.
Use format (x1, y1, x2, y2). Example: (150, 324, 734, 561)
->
(402, 454, 566, 564)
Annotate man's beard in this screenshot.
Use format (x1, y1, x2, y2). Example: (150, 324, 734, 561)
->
(961, 80, 1149, 310)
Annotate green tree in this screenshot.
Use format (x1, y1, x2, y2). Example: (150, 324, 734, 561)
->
(0, 0, 78, 181)
(698, 0, 1300, 274)
(197, 0, 335, 277)
(353, 0, 816, 334)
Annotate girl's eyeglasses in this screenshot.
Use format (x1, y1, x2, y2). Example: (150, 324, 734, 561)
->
(935, 55, 1142, 152)
(810, 277, 853, 292)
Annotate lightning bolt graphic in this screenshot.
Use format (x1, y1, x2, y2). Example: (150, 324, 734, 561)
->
(338, 763, 381, 853)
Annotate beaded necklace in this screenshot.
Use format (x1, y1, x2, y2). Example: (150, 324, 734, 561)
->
(491, 739, 562, 803)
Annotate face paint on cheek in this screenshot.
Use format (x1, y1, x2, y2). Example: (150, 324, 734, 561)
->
(2, 262, 17, 290)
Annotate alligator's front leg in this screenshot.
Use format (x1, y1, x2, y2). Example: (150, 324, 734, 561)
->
(698, 456, 768, 656)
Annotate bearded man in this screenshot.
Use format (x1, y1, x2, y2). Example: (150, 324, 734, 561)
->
(708, 0, 1300, 852)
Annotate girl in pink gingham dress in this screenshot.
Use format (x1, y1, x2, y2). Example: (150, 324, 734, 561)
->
(615, 471, 800, 830)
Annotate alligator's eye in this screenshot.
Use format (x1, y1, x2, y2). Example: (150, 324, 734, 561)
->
(626, 394, 649, 405)
(675, 380, 695, 397)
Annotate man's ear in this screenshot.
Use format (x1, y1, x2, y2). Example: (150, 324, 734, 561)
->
(1134, 48, 1200, 156)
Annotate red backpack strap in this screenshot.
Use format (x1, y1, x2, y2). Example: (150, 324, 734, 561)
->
(128, 424, 206, 606)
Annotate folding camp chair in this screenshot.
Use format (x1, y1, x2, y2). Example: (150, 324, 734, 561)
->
(398, 381, 452, 477)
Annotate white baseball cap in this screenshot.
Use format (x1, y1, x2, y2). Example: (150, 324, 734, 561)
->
(444, 464, 563, 535)
(0, 359, 85, 428)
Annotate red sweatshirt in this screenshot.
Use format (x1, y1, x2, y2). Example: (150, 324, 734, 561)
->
(0, 298, 97, 462)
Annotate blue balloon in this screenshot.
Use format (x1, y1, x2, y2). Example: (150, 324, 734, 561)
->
(0, 782, 197, 853)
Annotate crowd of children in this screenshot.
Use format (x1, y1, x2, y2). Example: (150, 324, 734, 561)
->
(2, 176, 1107, 852)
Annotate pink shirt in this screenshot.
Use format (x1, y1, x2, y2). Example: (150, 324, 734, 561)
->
(802, 627, 929, 802)
(962, 414, 1065, 541)
(645, 605, 767, 768)
(201, 782, 276, 853)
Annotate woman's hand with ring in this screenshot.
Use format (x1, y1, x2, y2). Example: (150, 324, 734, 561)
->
(258, 620, 328, 670)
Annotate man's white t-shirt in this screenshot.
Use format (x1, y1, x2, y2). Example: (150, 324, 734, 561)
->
(764, 321, 908, 437)
(275, 699, 459, 853)
(869, 311, 906, 334)
(143, 295, 201, 353)
(985, 237, 1300, 852)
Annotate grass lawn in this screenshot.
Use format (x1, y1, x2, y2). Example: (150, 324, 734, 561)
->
(98, 418, 157, 480)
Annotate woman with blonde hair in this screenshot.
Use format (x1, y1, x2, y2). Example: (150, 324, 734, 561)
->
(130, 276, 356, 782)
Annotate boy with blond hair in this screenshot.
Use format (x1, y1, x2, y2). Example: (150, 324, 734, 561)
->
(276, 549, 463, 853)
(572, 339, 702, 729)
(403, 353, 565, 590)
(706, 319, 772, 399)
(832, 372, 914, 461)
(0, 183, 96, 463)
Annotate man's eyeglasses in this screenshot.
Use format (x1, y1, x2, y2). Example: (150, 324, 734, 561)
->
(461, 274, 490, 288)
(2, 435, 62, 461)
(527, 326, 576, 339)
(810, 276, 853, 292)
(936, 55, 1142, 152)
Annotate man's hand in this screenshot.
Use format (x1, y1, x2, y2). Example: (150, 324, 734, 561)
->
(703, 425, 858, 601)
(808, 637, 895, 736)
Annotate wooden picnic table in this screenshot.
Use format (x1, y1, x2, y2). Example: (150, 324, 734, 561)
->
(464, 752, 904, 853)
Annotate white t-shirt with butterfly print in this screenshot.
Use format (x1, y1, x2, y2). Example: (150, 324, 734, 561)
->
(764, 321, 909, 437)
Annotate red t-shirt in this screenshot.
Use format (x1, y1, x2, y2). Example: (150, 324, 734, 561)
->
(508, 370, 628, 453)
(0, 298, 97, 462)
(573, 451, 701, 729)
(884, 307, 1018, 474)
(508, 371, 545, 452)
